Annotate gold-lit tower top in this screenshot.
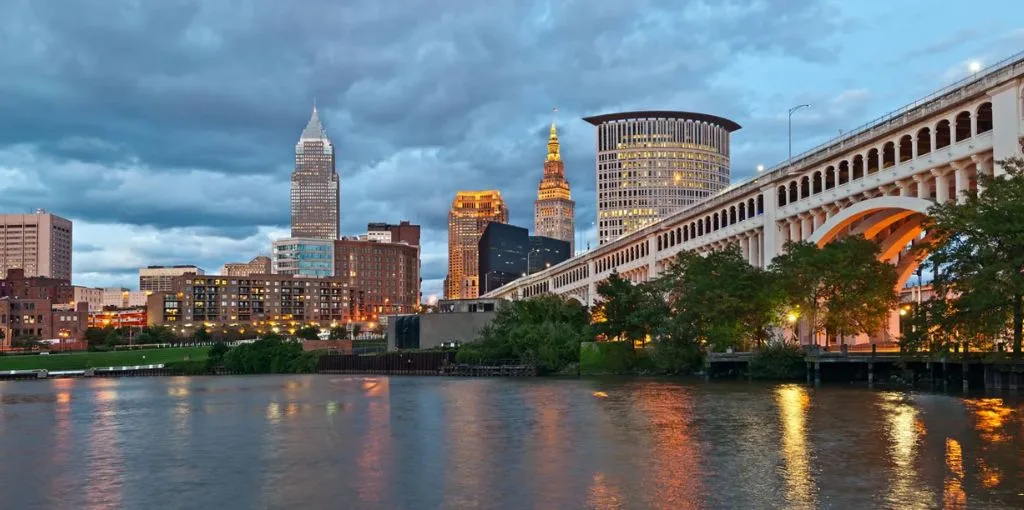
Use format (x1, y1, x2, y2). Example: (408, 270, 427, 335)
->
(546, 122, 561, 162)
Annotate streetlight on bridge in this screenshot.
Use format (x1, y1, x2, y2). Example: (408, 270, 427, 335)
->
(788, 104, 811, 165)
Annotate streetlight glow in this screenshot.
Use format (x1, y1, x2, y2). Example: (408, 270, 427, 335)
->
(968, 61, 982, 74)
(756, 164, 765, 172)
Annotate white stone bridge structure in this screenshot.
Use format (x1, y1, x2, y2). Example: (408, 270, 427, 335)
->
(484, 52, 1024, 342)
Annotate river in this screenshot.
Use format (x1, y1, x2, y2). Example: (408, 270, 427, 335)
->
(0, 376, 1021, 509)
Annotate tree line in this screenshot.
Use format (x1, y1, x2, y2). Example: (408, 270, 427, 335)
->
(468, 157, 1024, 373)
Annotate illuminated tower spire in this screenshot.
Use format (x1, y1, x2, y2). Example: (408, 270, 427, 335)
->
(534, 107, 575, 253)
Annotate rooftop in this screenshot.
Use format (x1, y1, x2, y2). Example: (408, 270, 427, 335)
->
(582, 110, 742, 132)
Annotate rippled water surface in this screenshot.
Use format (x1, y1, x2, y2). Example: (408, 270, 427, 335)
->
(1, 376, 1023, 509)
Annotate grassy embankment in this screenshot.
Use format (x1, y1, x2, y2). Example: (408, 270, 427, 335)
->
(0, 347, 209, 371)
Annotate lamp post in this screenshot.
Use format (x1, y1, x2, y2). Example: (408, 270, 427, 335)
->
(788, 104, 811, 165)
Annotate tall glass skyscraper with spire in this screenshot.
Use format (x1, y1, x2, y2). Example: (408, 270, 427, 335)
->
(290, 105, 340, 240)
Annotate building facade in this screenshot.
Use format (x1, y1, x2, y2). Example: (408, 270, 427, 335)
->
(0, 210, 73, 280)
(583, 111, 741, 245)
(291, 106, 340, 240)
(73, 286, 147, 312)
(139, 265, 204, 293)
(528, 235, 570, 274)
(478, 222, 529, 294)
(533, 122, 575, 253)
(272, 238, 335, 277)
(367, 221, 421, 246)
(334, 237, 419, 317)
(88, 308, 147, 329)
(477, 224, 571, 294)
(146, 273, 364, 332)
(223, 256, 271, 277)
(1, 268, 74, 304)
(445, 190, 509, 300)
(0, 299, 88, 347)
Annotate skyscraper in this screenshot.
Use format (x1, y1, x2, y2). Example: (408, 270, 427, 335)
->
(0, 210, 72, 280)
(291, 105, 340, 240)
(444, 190, 508, 300)
(533, 122, 575, 253)
(583, 111, 740, 245)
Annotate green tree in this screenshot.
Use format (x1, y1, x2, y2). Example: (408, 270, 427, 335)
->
(457, 295, 590, 374)
(192, 328, 211, 344)
(207, 341, 230, 368)
(819, 236, 899, 344)
(770, 241, 831, 343)
(592, 272, 667, 347)
(222, 336, 317, 374)
(104, 329, 122, 347)
(329, 326, 348, 340)
(925, 158, 1024, 355)
(657, 246, 783, 352)
(296, 325, 320, 340)
(351, 324, 362, 339)
(84, 327, 109, 347)
(771, 237, 898, 346)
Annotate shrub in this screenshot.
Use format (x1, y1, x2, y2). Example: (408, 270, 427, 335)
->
(748, 343, 806, 380)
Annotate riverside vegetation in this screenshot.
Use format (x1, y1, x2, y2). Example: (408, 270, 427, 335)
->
(461, 158, 1024, 378)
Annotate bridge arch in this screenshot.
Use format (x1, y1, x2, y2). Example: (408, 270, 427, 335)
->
(565, 294, 586, 306)
(808, 196, 934, 247)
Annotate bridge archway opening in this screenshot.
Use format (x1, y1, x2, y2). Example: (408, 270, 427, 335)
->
(809, 196, 934, 248)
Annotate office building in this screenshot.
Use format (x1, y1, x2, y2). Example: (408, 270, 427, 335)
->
(0, 210, 72, 280)
(478, 222, 529, 294)
(583, 111, 741, 245)
(272, 238, 335, 277)
(528, 235, 570, 274)
(223, 256, 271, 277)
(139, 265, 204, 293)
(478, 224, 571, 294)
(334, 237, 420, 317)
(291, 105, 340, 240)
(533, 122, 575, 253)
(445, 190, 508, 300)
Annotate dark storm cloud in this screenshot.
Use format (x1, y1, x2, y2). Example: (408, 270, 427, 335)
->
(0, 0, 852, 288)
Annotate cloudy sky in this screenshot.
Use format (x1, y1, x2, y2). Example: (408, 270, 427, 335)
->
(0, 0, 1020, 299)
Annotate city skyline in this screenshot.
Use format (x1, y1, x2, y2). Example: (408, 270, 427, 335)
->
(0, 0, 1020, 299)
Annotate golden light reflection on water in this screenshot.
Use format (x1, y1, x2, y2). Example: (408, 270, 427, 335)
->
(631, 384, 702, 510)
(266, 402, 281, 424)
(357, 378, 390, 506)
(85, 381, 123, 510)
(527, 385, 567, 509)
(944, 438, 966, 510)
(879, 393, 934, 509)
(964, 398, 1012, 443)
(963, 397, 1012, 491)
(587, 471, 625, 510)
(776, 385, 817, 510)
(442, 380, 490, 510)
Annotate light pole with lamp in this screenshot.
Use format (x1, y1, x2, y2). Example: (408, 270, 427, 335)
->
(788, 104, 811, 165)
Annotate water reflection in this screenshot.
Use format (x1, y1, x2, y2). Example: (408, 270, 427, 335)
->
(944, 438, 966, 509)
(879, 392, 935, 509)
(776, 384, 817, 510)
(357, 378, 390, 506)
(587, 471, 625, 510)
(84, 380, 124, 509)
(1, 377, 1024, 509)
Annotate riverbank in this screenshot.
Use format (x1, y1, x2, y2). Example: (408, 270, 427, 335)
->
(0, 347, 208, 372)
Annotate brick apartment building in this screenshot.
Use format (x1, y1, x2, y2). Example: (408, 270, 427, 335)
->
(147, 273, 366, 332)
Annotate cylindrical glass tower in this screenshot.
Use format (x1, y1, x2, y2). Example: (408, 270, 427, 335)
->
(583, 111, 740, 245)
